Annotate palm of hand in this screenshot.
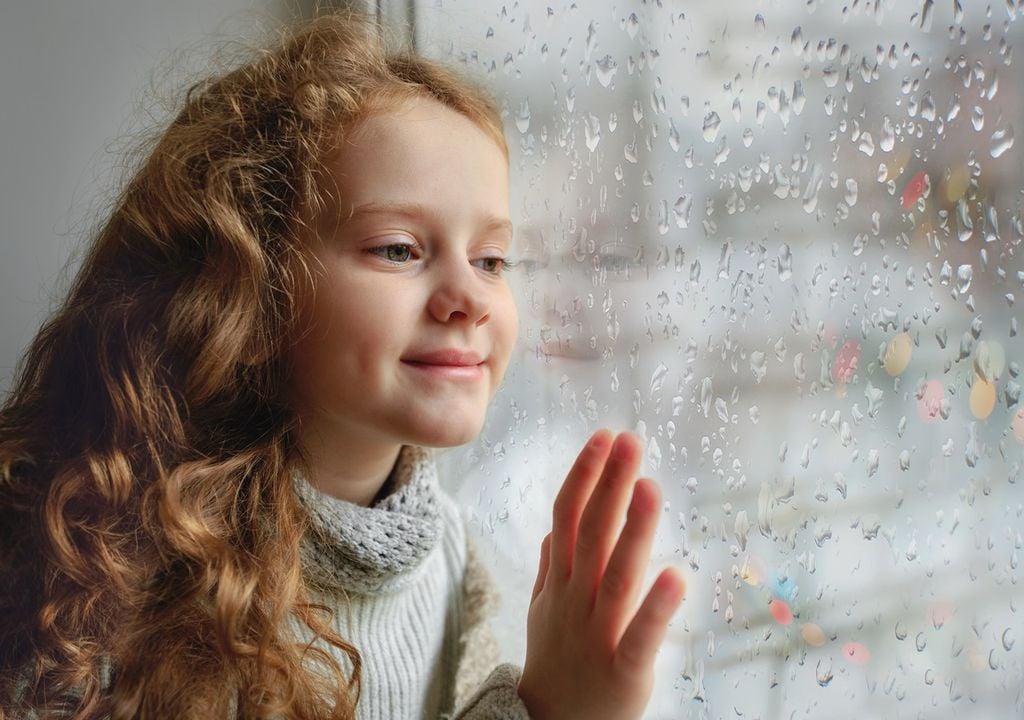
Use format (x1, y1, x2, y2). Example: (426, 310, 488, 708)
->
(517, 430, 687, 720)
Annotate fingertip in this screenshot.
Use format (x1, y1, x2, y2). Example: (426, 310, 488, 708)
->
(660, 566, 688, 600)
(612, 431, 639, 459)
(589, 427, 613, 449)
(630, 477, 660, 512)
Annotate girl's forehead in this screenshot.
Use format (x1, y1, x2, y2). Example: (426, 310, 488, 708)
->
(305, 98, 510, 234)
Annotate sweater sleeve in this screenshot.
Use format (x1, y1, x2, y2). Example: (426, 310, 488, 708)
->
(448, 531, 533, 719)
(451, 662, 531, 719)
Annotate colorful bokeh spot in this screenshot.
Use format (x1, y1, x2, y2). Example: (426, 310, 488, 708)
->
(842, 641, 871, 665)
(900, 170, 928, 209)
(944, 164, 970, 203)
(770, 574, 797, 602)
(883, 332, 913, 376)
(917, 380, 945, 423)
(769, 599, 793, 625)
(969, 376, 996, 420)
(801, 623, 827, 647)
(832, 340, 860, 384)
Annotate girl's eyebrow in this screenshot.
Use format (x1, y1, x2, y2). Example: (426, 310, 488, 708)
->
(344, 201, 514, 239)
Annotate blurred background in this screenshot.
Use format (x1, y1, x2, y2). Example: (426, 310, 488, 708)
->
(3, 1, 1022, 717)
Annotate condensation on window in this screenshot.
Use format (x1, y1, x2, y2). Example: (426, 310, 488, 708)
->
(426, 2, 1024, 717)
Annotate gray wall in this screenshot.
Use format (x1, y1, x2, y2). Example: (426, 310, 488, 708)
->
(0, 1, 321, 396)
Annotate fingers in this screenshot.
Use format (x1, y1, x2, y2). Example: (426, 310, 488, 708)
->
(531, 532, 552, 603)
(613, 568, 687, 674)
(593, 478, 662, 645)
(569, 432, 643, 600)
(549, 428, 614, 582)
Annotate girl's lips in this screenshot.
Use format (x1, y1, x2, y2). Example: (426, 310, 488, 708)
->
(401, 360, 485, 380)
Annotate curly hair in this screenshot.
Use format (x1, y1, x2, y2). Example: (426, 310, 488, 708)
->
(0, 10, 506, 719)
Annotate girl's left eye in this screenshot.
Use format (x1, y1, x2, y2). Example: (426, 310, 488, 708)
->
(473, 257, 514, 275)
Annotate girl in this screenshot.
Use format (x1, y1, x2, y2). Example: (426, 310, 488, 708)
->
(0, 10, 686, 720)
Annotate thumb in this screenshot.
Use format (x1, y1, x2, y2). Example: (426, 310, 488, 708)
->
(531, 532, 552, 603)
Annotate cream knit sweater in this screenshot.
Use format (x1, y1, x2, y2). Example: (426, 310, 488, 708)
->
(290, 444, 533, 719)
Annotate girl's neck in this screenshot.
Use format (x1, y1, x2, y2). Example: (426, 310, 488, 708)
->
(297, 421, 404, 507)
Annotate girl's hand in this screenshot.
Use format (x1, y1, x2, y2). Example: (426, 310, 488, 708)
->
(517, 430, 687, 720)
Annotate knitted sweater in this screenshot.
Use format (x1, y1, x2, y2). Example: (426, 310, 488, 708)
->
(290, 444, 533, 719)
(7, 445, 533, 719)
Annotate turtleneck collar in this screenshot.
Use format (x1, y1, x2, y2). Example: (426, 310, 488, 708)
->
(291, 445, 444, 595)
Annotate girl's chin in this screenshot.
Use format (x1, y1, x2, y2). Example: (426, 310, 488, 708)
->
(405, 415, 484, 449)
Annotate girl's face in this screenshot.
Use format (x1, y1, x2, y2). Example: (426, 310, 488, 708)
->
(289, 97, 518, 452)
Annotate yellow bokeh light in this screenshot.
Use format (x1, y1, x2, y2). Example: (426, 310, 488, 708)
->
(969, 376, 996, 420)
(944, 164, 970, 203)
(884, 333, 913, 376)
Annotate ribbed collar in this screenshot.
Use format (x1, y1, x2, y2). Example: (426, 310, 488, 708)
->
(292, 445, 444, 595)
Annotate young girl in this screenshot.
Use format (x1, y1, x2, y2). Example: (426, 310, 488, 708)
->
(0, 11, 686, 720)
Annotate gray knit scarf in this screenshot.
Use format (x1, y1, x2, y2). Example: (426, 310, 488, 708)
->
(291, 445, 443, 596)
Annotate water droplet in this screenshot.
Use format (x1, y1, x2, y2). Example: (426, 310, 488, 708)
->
(514, 99, 530, 134)
(974, 340, 1006, 381)
(1002, 628, 1016, 651)
(702, 111, 721, 143)
(624, 12, 639, 39)
(646, 436, 662, 471)
(895, 621, 907, 641)
(673, 195, 692, 228)
(750, 351, 767, 383)
(899, 450, 911, 471)
(956, 263, 973, 293)
(700, 377, 713, 418)
(991, 124, 1015, 158)
(733, 511, 751, 551)
(971, 105, 985, 131)
(777, 243, 793, 281)
(790, 26, 804, 55)
(858, 132, 875, 156)
(815, 658, 834, 686)
(956, 198, 974, 242)
(845, 178, 859, 206)
(919, 92, 937, 122)
(595, 55, 618, 87)
(584, 113, 601, 152)
(649, 363, 668, 398)
(917, 380, 946, 423)
(867, 449, 880, 477)
(668, 120, 680, 151)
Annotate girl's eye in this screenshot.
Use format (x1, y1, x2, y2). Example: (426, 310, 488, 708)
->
(473, 257, 513, 275)
(369, 243, 416, 263)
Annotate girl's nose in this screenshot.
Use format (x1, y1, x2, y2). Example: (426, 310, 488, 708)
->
(426, 260, 491, 325)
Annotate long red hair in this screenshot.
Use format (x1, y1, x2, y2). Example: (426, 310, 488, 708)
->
(0, 10, 505, 719)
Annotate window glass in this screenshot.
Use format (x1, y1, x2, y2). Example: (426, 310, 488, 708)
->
(425, 2, 1024, 716)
